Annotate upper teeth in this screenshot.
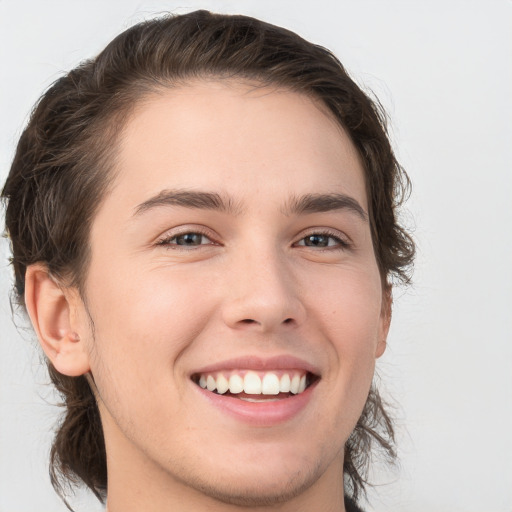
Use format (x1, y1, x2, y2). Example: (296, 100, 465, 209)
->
(197, 371, 307, 395)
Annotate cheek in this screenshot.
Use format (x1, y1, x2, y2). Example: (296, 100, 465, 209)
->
(311, 263, 383, 345)
(82, 265, 215, 401)
(309, 266, 382, 412)
(87, 257, 212, 335)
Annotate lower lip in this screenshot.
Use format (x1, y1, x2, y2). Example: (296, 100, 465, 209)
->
(193, 381, 318, 426)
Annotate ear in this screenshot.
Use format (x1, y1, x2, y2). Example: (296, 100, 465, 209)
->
(24, 264, 90, 376)
(375, 285, 392, 358)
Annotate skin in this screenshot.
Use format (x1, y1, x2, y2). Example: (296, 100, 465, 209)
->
(26, 80, 390, 512)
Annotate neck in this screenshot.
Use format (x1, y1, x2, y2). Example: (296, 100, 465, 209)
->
(106, 477, 347, 512)
(100, 405, 347, 512)
(104, 439, 347, 512)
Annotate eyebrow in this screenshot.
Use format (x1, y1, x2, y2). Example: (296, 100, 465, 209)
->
(282, 193, 368, 221)
(133, 189, 367, 221)
(134, 189, 241, 216)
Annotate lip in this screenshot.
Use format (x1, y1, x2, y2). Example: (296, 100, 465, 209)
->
(191, 354, 321, 376)
(193, 378, 318, 426)
(190, 355, 320, 426)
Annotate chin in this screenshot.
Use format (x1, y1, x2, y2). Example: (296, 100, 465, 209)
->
(159, 421, 345, 507)
(180, 461, 324, 507)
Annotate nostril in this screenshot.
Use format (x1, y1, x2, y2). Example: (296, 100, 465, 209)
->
(240, 318, 293, 325)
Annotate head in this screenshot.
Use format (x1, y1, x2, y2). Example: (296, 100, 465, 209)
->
(2, 10, 414, 509)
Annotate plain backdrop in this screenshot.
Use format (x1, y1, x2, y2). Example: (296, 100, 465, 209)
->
(1, 1, 511, 511)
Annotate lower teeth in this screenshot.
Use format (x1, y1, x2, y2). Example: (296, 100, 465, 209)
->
(216, 391, 294, 399)
(239, 397, 282, 402)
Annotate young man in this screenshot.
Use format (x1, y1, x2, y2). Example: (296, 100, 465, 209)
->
(2, 11, 413, 512)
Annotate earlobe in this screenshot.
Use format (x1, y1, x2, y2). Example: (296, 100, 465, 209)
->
(24, 264, 90, 377)
(375, 285, 392, 359)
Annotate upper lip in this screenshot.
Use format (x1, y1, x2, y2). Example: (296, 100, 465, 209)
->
(191, 355, 321, 377)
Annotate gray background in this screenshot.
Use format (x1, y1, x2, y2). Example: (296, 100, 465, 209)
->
(1, 1, 511, 511)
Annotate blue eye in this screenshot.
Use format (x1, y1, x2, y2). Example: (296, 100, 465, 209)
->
(158, 232, 213, 248)
(296, 233, 347, 249)
(174, 233, 209, 246)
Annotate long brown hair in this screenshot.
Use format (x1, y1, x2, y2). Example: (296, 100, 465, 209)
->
(2, 10, 414, 508)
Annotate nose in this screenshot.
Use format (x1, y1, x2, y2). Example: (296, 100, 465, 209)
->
(221, 248, 306, 332)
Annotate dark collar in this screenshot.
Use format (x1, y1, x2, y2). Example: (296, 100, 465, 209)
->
(345, 496, 365, 512)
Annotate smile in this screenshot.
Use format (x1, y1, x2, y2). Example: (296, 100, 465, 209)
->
(190, 356, 320, 424)
(193, 370, 316, 401)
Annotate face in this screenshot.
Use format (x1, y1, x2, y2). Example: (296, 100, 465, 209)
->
(74, 81, 389, 507)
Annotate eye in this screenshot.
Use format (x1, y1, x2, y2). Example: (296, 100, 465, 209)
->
(157, 231, 215, 248)
(295, 232, 349, 249)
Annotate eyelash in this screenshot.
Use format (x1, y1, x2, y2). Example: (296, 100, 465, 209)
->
(156, 228, 350, 251)
(293, 229, 351, 250)
(156, 228, 217, 250)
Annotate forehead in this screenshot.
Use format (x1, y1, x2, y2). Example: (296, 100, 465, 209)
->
(108, 80, 367, 215)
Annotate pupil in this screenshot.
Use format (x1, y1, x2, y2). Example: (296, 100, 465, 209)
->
(306, 235, 328, 247)
(177, 233, 202, 245)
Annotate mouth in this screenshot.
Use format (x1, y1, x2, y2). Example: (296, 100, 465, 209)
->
(190, 356, 321, 424)
(191, 369, 319, 402)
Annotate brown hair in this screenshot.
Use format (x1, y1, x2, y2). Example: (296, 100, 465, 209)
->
(2, 9, 414, 508)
